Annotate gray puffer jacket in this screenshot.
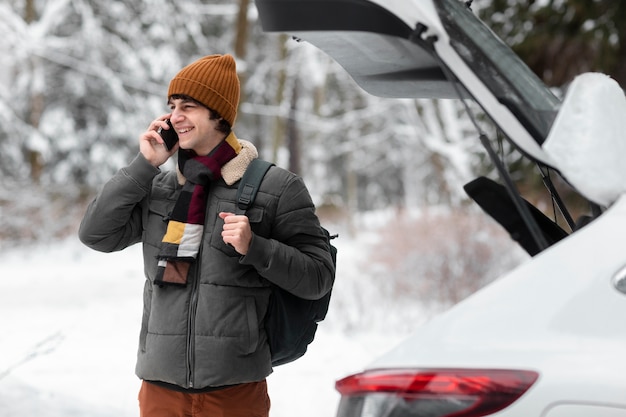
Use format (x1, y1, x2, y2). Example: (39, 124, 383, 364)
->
(78, 141, 335, 390)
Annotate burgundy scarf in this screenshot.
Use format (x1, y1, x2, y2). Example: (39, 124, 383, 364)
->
(155, 133, 241, 286)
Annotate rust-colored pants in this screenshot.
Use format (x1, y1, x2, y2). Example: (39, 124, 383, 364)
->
(138, 380, 270, 417)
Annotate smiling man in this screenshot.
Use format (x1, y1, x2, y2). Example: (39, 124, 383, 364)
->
(78, 54, 335, 417)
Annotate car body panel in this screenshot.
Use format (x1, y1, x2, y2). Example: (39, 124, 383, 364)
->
(367, 195, 626, 413)
(545, 404, 626, 417)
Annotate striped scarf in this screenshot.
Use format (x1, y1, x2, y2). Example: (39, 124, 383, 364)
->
(155, 132, 242, 286)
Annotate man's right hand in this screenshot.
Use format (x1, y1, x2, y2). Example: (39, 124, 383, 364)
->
(140, 114, 178, 167)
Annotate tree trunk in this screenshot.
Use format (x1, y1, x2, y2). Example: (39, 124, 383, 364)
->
(233, 0, 250, 59)
(233, 0, 250, 111)
(25, 0, 43, 183)
(271, 35, 289, 163)
(24, 0, 35, 22)
(287, 78, 301, 175)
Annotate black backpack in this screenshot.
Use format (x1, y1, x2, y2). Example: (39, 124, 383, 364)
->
(236, 159, 337, 366)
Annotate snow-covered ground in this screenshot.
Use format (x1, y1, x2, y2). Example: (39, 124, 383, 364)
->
(0, 220, 425, 417)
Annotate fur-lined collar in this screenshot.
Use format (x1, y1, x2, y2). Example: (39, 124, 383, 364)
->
(176, 139, 259, 186)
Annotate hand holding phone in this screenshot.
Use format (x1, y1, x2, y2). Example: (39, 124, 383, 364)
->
(158, 119, 179, 150)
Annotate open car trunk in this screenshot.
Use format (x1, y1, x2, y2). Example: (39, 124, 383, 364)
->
(255, 2, 626, 415)
(255, 0, 591, 256)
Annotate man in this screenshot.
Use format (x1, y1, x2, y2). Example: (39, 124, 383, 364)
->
(79, 54, 335, 417)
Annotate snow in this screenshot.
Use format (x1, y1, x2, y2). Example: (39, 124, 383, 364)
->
(543, 72, 626, 207)
(0, 227, 416, 416)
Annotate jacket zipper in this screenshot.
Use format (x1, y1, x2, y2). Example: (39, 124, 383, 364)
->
(186, 190, 210, 388)
(186, 249, 201, 388)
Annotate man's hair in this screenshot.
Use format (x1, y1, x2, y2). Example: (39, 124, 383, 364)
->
(169, 94, 231, 134)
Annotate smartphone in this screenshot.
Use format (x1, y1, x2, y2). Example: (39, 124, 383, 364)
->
(158, 119, 179, 150)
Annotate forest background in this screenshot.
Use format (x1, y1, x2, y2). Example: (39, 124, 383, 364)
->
(1, 0, 625, 304)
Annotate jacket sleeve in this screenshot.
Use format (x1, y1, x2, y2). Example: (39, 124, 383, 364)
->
(240, 174, 335, 300)
(78, 153, 160, 253)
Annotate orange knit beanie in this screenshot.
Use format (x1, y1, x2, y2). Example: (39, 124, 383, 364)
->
(167, 54, 240, 126)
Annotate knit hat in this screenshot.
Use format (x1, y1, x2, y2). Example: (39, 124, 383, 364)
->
(168, 54, 240, 126)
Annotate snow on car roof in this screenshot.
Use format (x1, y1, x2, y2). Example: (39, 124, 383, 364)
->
(543, 73, 626, 207)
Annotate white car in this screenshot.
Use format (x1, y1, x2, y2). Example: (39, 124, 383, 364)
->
(256, 0, 626, 416)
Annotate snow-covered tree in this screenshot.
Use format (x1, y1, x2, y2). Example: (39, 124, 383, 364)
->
(0, 0, 490, 245)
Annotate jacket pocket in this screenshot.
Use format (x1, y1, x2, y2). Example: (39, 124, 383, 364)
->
(143, 199, 171, 243)
(195, 289, 261, 356)
(244, 297, 259, 354)
(139, 281, 153, 352)
(143, 199, 173, 281)
(211, 201, 265, 257)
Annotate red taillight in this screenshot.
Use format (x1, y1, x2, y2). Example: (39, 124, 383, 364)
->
(335, 368, 538, 417)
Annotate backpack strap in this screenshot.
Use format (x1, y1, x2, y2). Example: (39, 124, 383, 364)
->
(236, 159, 275, 214)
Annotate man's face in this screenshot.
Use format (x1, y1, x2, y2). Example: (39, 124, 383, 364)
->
(168, 97, 224, 155)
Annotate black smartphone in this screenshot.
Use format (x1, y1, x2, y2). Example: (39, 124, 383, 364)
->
(158, 119, 179, 150)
